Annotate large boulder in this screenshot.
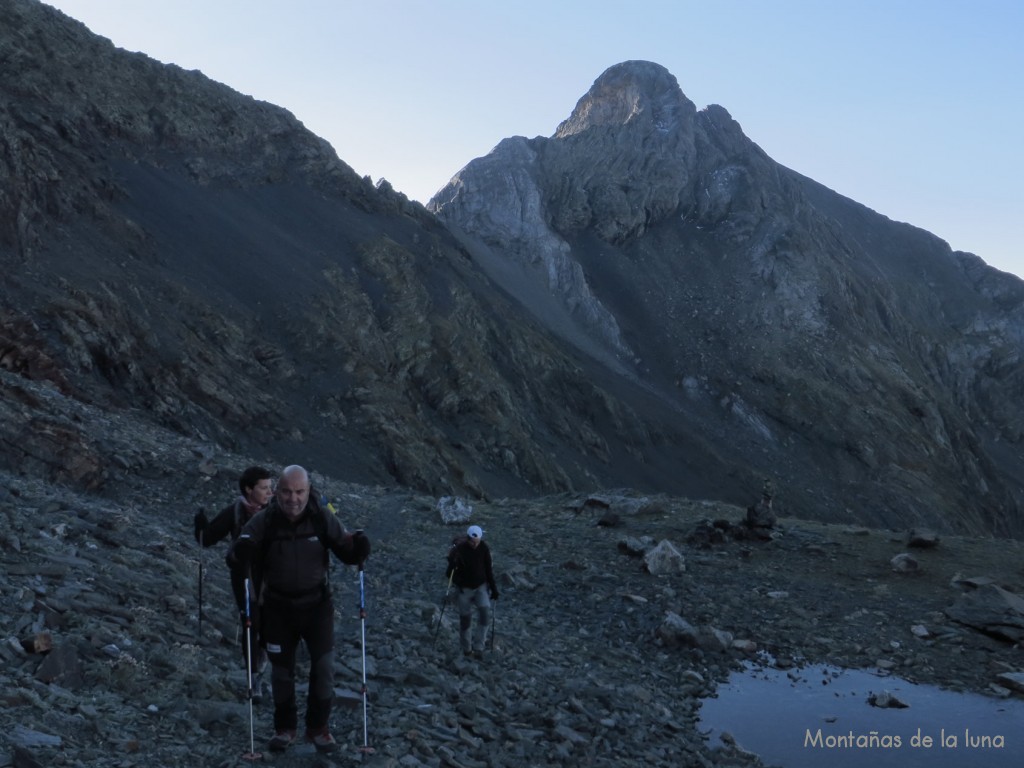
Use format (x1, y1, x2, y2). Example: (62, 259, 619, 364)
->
(642, 539, 686, 575)
(945, 583, 1024, 643)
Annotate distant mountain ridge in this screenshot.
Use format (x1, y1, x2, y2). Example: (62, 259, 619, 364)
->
(2, 2, 1022, 535)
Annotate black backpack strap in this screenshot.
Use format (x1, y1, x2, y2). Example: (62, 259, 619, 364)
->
(260, 506, 281, 563)
(310, 497, 331, 552)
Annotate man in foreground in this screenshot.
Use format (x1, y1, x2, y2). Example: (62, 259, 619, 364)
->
(228, 465, 370, 753)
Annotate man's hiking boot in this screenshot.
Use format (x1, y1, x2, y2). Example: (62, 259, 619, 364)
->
(268, 729, 295, 752)
(305, 726, 337, 753)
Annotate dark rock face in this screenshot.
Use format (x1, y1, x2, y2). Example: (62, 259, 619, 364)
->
(431, 60, 1024, 536)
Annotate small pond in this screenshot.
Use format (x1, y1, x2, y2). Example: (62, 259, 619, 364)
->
(698, 663, 1024, 767)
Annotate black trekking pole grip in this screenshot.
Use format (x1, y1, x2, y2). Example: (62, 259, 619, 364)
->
(358, 561, 367, 618)
(353, 528, 368, 622)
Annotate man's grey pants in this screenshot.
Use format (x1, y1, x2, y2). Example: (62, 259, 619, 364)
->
(457, 585, 492, 653)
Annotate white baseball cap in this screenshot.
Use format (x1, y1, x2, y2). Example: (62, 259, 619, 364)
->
(467, 525, 483, 539)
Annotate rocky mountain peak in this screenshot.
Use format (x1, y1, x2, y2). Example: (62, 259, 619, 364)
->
(432, 61, 1024, 537)
(554, 60, 696, 138)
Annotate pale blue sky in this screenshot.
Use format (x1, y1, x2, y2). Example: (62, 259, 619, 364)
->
(44, 0, 1024, 279)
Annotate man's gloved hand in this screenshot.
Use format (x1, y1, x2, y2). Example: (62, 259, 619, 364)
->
(227, 534, 256, 571)
(489, 587, 499, 601)
(193, 508, 209, 544)
(352, 530, 371, 564)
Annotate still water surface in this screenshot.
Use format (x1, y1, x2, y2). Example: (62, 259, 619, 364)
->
(698, 663, 1024, 767)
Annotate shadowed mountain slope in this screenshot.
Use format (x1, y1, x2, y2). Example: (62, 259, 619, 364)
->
(0, 2, 746, 509)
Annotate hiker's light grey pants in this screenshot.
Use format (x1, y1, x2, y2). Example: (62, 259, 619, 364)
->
(457, 585, 491, 652)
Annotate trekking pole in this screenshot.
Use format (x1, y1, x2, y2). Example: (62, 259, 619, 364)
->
(196, 510, 204, 643)
(357, 564, 374, 755)
(488, 595, 497, 651)
(432, 569, 455, 647)
(241, 578, 262, 761)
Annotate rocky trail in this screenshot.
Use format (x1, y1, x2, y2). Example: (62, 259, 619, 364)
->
(3, 457, 1024, 768)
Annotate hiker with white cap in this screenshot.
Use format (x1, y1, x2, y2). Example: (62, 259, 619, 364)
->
(445, 524, 498, 657)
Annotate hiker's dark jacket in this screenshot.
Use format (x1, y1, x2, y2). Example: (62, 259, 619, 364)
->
(447, 540, 496, 593)
(201, 498, 261, 612)
(200, 498, 257, 547)
(229, 495, 361, 605)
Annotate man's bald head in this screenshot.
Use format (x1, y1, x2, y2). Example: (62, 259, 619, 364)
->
(277, 465, 310, 520)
